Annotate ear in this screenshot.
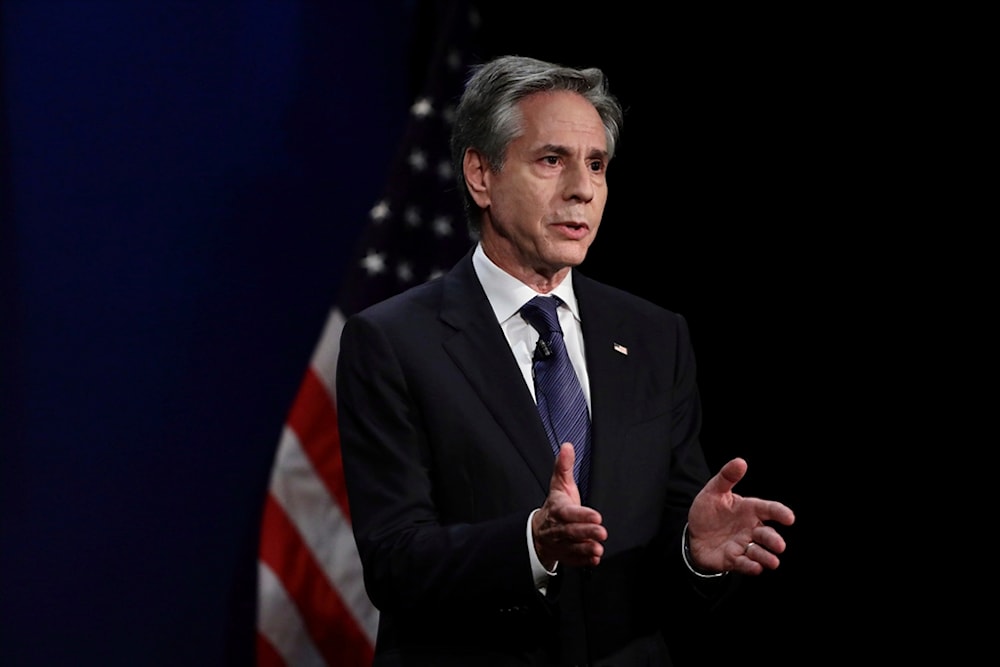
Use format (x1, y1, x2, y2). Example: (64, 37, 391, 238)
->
(462, 148, 491, 209)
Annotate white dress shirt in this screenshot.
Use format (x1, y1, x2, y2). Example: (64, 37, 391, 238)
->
(471, 243, 590, 588)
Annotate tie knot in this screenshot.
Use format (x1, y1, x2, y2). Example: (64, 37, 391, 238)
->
(521, 295, 563, 337)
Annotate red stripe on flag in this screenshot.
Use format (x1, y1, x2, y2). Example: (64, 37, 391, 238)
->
(255, 631, 286, 667)
(286, 366, 352, 516)
(259, 494, 374, 666)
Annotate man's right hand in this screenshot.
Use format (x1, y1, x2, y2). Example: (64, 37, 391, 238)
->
(531, 443, 607, 570)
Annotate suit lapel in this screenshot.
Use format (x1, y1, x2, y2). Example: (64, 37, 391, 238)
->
(433, 255, 644, 503)
(574, 273, 634, 510)
(438, 253, 555, 494)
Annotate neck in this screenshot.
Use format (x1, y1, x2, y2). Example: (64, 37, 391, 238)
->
(479, 240, 571, 294)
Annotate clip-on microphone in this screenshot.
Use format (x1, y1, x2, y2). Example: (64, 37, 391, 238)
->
(533, 339, 553, 361)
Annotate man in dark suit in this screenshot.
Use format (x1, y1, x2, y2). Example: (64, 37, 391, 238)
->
(336, 54, 796, 666)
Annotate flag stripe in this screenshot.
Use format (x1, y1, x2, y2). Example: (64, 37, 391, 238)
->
(254, 628, 287, 667)
(286, 364, 351, 516)
(309, 306, 345, 393)
(278, 308, 377, 639)
(256, 558, 324, 667)
(265, 420, 377, 642)
(259, 493, 374, 665)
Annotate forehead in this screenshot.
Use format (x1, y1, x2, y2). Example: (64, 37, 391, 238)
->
(515, 90, 607, 150)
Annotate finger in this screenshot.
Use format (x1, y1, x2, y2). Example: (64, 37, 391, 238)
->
(557, 507, 606, 537)
(562, 540, 605, 567)
(704, 457, 748, 496)
(743, 541, 781, 571)
(544, 520, 606, 560)
(766, 501, 795, 526)
(745, 497, 796, 526)
(750, 525, 788, 555)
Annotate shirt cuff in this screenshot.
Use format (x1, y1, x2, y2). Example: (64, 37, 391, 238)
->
(682, 522, 727, 578)
(528, 508, 558, 589)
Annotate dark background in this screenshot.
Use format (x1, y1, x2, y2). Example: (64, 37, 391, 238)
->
(1, 1, 890, 664)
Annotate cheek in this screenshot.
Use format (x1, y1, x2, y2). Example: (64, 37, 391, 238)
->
(591, 189, 608, 220)
(504, 185, 547, 221)
(489, 175, 553, 228)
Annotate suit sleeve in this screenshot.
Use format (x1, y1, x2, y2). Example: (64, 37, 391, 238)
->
(665, 313, 741, 605)
(335, 311, 540, 614)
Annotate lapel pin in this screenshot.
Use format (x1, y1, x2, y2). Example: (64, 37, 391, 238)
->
(613, 342, 628, 356)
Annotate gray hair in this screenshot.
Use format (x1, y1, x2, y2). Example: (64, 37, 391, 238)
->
(450, 55, 624, 234)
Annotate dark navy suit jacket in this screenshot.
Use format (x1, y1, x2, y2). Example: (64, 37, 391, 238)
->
(336, 248, 733, 666)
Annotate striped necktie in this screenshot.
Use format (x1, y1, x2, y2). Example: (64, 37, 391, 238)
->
(520, 295, 591, 501)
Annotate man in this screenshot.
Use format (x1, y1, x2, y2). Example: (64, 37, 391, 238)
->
(336, 55, 795, 666)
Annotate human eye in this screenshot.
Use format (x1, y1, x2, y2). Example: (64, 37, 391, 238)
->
(588, 159, 606, 173)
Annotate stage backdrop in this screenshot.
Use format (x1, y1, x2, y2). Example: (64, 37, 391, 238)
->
(0, 3, 415, 665)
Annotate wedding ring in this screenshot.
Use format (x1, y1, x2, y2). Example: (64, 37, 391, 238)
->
(744, 542, 755, 555)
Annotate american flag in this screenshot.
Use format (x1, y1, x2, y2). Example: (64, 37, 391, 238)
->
(255, 5, 483, 666)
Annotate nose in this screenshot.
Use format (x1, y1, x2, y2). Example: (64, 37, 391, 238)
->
(562, 161, 595, 203)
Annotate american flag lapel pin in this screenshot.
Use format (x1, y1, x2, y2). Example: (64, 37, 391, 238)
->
(613, 342, 628, 356)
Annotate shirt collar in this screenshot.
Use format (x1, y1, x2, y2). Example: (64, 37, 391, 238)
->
(472, 243, 581, 325)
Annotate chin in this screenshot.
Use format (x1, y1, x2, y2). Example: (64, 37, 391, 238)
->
(554, 248, 589, 268)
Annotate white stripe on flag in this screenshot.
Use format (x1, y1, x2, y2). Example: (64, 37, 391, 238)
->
(269, 423, 379, 644)
(311, 307, 346, 393)
(257, 561, 326, 667)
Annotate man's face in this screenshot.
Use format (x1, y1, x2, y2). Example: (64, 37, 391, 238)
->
(477, 90, 609, 285)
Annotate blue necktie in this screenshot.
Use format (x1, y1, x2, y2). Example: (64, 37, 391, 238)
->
(520, 295, 591, 501)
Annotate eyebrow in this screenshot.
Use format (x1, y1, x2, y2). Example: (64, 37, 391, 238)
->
(540, 144, 610, 161)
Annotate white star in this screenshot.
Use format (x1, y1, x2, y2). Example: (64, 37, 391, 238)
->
(369, 200, 390, 222)
(404, 206, 421, 227)
(396, 262, 414, 283)
(411, 97, 433, 118)
(409, 149, 427, 172)
(436, 160, 453, 181)
(360, 251, 386, 275)
(431, 215, 453, 237)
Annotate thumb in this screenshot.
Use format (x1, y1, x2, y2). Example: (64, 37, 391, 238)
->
(550, 443, 579, 496)
(705, 457, 748, 495)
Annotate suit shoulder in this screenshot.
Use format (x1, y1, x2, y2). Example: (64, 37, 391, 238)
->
(347, 275, 446, 327)
(346, 247, 477, 328)
(577, 274, 687, 326)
